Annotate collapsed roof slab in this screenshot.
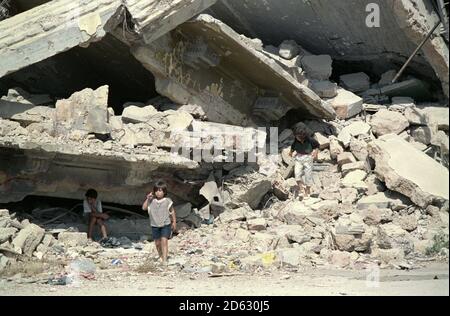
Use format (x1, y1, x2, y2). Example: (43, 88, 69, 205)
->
(128, 14, 335, 126)
(126, 0, 218, 44)
(0, 0, 217, 78)
(0, 135, 204, 205)
(208, 0, 449, 98)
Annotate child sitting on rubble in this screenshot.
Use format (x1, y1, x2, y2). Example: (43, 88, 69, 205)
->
(84, 189, 109, 241)
(290, 123, 319, 200)
(142, 181, 177, 265)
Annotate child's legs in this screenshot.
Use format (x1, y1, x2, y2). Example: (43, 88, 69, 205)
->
(152, 226, 163, 258)
(161, 237, 168, 262)
(294, 158, 306, 194)
(96, 219, 107, 238)
(160, 225, 172, 262)
(88, 216, 96, 239)
(155, 239, 162, 258)
(303, 156, 314, 197)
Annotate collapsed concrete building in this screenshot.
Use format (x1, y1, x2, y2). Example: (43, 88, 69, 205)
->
(0, 0, 449, 275)
(0, 0, 448, 214)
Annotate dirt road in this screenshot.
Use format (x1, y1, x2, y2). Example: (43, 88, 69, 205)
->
(1, 262, 448, 296)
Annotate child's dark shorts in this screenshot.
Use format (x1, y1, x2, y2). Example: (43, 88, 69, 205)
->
(151, 224, 172, 240)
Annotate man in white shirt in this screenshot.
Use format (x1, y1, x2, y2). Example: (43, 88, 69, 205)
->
(84, 189, 109, 240)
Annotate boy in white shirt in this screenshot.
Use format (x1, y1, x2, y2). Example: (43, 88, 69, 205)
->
(84, 189, 109, 240)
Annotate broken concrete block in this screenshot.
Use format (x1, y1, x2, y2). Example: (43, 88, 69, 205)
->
(362, 205, 393, 225)
(339, 187, 359, 205)
(410, 126, 433, 145)
(36, 234, 55, 255)
(328, 88, 363, 119)
(341, 170, 368, 189)
(396, 214, 418, 232)
(277, 248, 303, 268)
(378, 70, 397, 87)
(333, 233, 371, 252)
(368, 134, 449, 207)
(9, 106, 55, 126)
(166, 111, 193, 132)
(122, 105, 158, 124)
(329, 138, 344, 160)
(339, 72, 371, 93)
(431, 131, 449, 155)
(12, 223, 45, 256)
(341, 161, 367, 176)
(349, 138, 369, 162)
(357, 191, 409, 210)
(1, 88, 52, 106)
(313, 132, 330, 150)
(317, 149, 332, 163)
(253, 97, 293, 121)
(310, 80, 338, 98)
(122, 102, 145, 109)
(219, 205, 250, 223)
(391, 97, 415, 107)
(247, 218, 267, 231)
(370, 109, 409, 136)
(341, 121, 372, 139)
(337, 152, 357, 166)
(380, 79, 431, 100)
(226, 178, 272, 210)
(404, 106, 427, 125)
(337, 129, 352, 148)
(422, 106, 449, 131)
(328, 250, 352, 268)
(372, 248, 405, 264)
(55, 86, 110, 135)
(0, 227, 17, 243)
(310, 200, 339, 212)
(0, 209, 10, 218)
(300, 55, 333, 80)
(0, 254, 9, 273)
(58, 232, 88, 248)
(376, 223, 414, 254)
(278, 40, 299, 60)
(279, 201, 314, 225)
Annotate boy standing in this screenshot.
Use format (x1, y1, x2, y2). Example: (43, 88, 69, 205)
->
(142, 181, 176, 265)
(290, 123, 319, 200)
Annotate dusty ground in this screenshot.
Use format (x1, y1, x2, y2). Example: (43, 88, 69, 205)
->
(0, 262, 448, 296)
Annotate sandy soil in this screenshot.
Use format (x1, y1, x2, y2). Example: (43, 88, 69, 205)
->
(0, 262, 448, 296)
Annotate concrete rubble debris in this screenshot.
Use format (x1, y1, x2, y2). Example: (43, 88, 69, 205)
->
(11, 223, 45, 256)
(55, 86, 111, 136)
(278, 40, 299, 60)
(339, 72, 371, 93)
(370, 109, 410, 136)
(122, 105, 158, 124)
(0, 0, 448, 282)
(300, 55, 333, 80)
(327, 88, 363, 119)
(58, 232, 88, 248)
(310, 80, 338, 98)
(368, 134, 449, 208)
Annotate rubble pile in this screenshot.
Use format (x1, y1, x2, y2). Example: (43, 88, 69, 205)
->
(0, 0, 449, 282)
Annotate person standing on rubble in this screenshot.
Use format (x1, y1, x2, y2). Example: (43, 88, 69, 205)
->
(290, 123, 319, 200)
(84, 189, 109, 241)
(142, 181, 177, 265)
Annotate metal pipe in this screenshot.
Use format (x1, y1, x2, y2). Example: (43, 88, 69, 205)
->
(392, 20, 442, 84)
